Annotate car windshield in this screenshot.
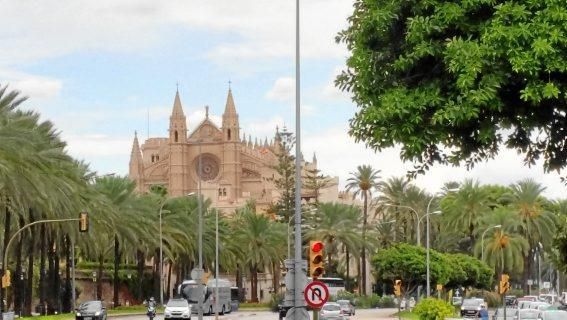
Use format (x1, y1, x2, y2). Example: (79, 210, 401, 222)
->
(463, 300, 481, 307)
(78, 302, 102, 312)
(543, 312, 567, 320)
(167, 300, 188, 307)
(323, 304, 340, 311)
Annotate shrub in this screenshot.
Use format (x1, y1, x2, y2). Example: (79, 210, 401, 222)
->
(413, 298, 454, 320)
(378, 296, 396, 308)
(269, 293, 284, 312)
(355, 294, 381, 308)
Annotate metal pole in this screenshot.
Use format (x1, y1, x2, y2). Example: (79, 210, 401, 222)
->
(72, 242, 76, 309)
(215, 211, 219, 320)
(198, 141, 204, 320)
(293, 0, 303, 318)
(425, 197, 435, 297)
(160, 205, 163, 306)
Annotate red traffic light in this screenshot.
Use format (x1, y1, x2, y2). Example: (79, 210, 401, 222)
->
(311, 241, 324, 253)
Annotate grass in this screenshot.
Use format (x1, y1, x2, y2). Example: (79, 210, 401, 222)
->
(393, 310, 420, 320)
(238, 302, 270, 310)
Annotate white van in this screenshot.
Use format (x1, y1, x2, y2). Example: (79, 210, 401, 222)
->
(178, 279, 232, 315)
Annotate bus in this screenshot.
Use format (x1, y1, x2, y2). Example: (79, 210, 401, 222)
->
(178, 279, 232, 315)
(230, 287, 240, 311)
(308, 277, 346, 296)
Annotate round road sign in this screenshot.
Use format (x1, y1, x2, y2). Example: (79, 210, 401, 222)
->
(304, 280, 329, 309)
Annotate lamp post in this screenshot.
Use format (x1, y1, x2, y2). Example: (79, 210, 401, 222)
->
(215, 210, 219, 320)
(481, 225, 502, 262)
(197, 139, 204, 320)
(425, 188, 458, 297)
(384, 204, 420, 245)
(160, 193, 195, 306)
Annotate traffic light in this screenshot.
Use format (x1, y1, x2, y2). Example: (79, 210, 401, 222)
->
(2, 270, 11, 288)
(309, 241, 324, 278)
(499, 274, 510, 294)
(394, 279, 402, 296)
(79, 212, 89, 233)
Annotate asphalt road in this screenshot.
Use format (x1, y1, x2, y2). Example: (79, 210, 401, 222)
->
(110, 308, 398, 320)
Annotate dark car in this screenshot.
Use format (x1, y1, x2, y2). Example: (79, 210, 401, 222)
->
(76, 301, 106, 320)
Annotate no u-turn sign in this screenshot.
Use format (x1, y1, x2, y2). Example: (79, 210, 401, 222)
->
(304, 280, 329, 309)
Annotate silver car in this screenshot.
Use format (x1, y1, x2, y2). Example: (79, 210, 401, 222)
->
(164, 299, 192, 320)
(336, 300, 355, 316)
(320, 302, 345, 320)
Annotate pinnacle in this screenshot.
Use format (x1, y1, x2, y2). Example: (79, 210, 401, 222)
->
(224, 87, 237, 115)
(172, 90, 185, 117)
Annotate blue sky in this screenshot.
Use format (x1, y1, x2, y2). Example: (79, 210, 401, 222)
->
(1, 0, 565, 198)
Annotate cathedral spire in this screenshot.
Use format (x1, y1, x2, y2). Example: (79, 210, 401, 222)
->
(129, 131, 144, 189)
(131, 131, 142, 159)
(313, 152, 317, 164)
(172, 89, 185, 117)
(224, 87, 237, 115)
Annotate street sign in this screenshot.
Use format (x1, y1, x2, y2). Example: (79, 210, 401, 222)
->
(304, 280, 329, 309)
(528, 279, 534, 285)
(543, 282, 551, 289)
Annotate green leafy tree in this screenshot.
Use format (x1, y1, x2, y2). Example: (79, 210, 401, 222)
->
(337, 0, 567, 177)
(270, 128, 296, 221)
(303, 167, 333, 204)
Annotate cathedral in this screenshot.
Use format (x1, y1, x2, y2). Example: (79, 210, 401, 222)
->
(128, 88, 339, 213)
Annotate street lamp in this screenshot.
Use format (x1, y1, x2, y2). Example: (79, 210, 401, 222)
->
(160, 192, 195, 306)
(481, 225, 502, 262)
(383, 204, 420, 245)
(426, 188, 458, 297)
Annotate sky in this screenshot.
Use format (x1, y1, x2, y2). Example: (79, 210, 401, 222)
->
(1, 0, 565, 199)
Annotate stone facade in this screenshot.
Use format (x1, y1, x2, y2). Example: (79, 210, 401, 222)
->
(129, 89, 338, 213)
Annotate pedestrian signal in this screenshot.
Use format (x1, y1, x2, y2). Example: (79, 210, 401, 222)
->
(394, 279, 402, 296)
(79, 212, 89, 233)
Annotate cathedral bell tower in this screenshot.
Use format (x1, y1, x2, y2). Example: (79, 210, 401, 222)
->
(221, 87, 242, 200)
(129, 131, 145, 192)
(168, 89, 189, 196)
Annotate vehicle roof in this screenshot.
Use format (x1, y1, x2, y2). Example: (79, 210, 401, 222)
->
(324, 302, 340, 305)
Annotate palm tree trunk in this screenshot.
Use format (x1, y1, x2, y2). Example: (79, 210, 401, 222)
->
(136, 249, 145, 301)
(39, 224, 47, 309)
(14, 216, 24, 316)
(1, 202, 12, 313)
(361, 191, 368, 296)
(346, 248, 350, 292)
(167, 262, 173, 300)
(25, 209, 35, 316)
(63, 235, 72, 312)
(113, 234, 120, 307)
(250, 266, 258, 303)
(97, 254, 104, 300)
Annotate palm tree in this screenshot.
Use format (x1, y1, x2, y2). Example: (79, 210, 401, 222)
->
(232, 208, 286, 302)
(441, 179, 491, 251)
(345, 165, 380, 295)
(474, 207, 529, 275)
(503, 179, 557, 292)
(305, 203, 363, 275)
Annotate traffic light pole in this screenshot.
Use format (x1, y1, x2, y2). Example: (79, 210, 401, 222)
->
(1, 218, 81, 319)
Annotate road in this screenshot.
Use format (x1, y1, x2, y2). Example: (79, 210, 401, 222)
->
(111, 308, 398, 320)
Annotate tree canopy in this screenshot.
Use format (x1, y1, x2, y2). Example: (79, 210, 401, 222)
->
(337, 0, 567, 176)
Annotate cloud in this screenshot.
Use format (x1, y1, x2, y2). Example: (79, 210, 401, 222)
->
(241, 116, 286, 141)
(0, 0, 354, 67)
(266, 77, 294, 102)
(0, 69, 62, 99)
(63, 133, 132, 157)
(303, 125, 567, 200)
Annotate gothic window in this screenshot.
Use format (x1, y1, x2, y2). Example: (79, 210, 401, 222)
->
(227, 129, 231, 140)
(218, 188, 222, 197)
(151, 155, 155, 163)
(174, 131, 179, 142)
(222, 188, 227, 196)
(156, 155, 159, 161)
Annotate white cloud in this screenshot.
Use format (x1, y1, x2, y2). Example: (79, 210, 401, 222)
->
(321, 66, 351, 101)
(0, 69, 62, 99)
(266, 77, 294, 102)
(63, 133, 132, 157)
(241, 116, 286, 141)
(0, 0, 354, 66)
(303, 126, 567, 200)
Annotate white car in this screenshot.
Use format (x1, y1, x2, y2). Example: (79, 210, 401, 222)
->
(164, 299, 192, 320)
(320, 302, 345, 320)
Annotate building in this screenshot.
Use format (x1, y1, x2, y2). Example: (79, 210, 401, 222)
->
(128, 88, 338, 213)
